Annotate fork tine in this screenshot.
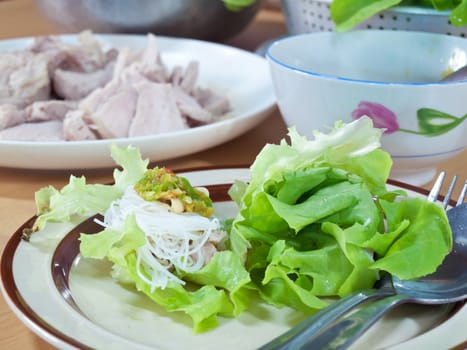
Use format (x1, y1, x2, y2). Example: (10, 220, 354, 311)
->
(457, 181, 467, 206)
(442, 175, 458, 209)
(428, 171, 446, 203)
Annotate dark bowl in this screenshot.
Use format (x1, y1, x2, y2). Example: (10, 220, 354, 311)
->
(34, 0, 261, 42)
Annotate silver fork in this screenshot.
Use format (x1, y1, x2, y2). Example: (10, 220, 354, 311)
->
(428, 170, 467, 208)
(260, 171, 466, 350)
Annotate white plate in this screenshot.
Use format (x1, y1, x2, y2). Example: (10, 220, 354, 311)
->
(1, 168, 466, 350)
(0, 35, 276, 170)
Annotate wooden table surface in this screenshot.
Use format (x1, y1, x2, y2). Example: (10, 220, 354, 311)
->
(0, 1, 465, 349)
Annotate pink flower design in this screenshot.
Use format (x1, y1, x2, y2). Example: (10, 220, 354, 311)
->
(351, 101, 399, 134)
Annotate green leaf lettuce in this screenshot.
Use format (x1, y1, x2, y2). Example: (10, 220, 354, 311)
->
(230, 117, 452, 313)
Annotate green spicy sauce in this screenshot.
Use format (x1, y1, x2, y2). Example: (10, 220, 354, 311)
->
(134, 167, 214, 217)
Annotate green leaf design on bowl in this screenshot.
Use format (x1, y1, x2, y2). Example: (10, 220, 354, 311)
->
(398, 108, 467, 137)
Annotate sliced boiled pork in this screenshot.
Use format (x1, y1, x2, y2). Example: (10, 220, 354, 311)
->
(0, 32, 230, 142)
(129, 82, 188, 137)
(0, 120, 64, 141)
(0, 51, 50, 108)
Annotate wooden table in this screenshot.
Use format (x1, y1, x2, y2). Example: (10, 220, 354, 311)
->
(0, 1, 465, 349)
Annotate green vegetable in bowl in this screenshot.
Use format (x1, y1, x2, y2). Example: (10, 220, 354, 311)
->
(331, 0, 467, 31)
(223, 0, 258, 11)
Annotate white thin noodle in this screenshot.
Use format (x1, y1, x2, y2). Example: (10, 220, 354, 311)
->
(97, 186, 221, 291)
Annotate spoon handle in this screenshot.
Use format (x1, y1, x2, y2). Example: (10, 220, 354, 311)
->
(302, 294, 407, 350)
(258, 288, 394, 350)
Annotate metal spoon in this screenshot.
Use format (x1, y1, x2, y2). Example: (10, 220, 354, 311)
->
(294, 201, 467, 350)
(441, 65, 467, 82)
(257, 275, 395, 350)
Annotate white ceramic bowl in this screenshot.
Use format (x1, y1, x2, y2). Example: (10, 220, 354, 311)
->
(266, 30, 467, 185)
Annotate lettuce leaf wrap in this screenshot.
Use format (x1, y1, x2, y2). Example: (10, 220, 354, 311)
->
(229, 117, 452, 313)
(31, 144, 251, 333)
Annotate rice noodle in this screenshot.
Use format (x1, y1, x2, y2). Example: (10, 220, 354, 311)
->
(96, 186, 223, 291)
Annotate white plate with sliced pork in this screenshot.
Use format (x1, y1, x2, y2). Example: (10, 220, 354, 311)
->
(0, 32, 276, 169)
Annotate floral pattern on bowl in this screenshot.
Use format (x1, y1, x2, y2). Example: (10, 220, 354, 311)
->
(352, 101, 467, 137)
